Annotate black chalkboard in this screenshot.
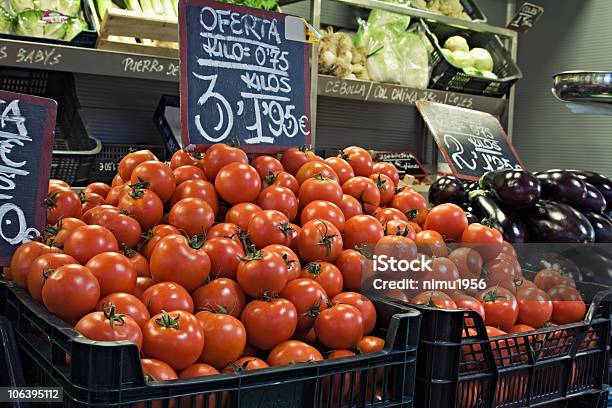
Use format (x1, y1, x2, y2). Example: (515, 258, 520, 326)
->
(507, 2, 544, 33)
(374, 151, 427, 176)
(416, 101, 524, 181)
(0, 91, 56, 265)
(179, 0, 311, 153)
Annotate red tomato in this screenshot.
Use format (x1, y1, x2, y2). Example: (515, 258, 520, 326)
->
(315, 304, 363, 349)
(203, 237, 244, 280)
(342, 177, 381, 215)
(374, 235, 418, 262)
(173, 165, 206, 185)
(263, 171, 299, 195)
(423, 257, 461, 293)
(461, 223, 503, 261)
(96, 210, 142, 249)
(118, 150, 158, 182)
(342, 215, 384, 250)
(133, 276, 155, 300)
(338, 194, 363, 220)
(75, 304, 143, 349)
(203, 143, 248, 179)
(263, 244, 300, 281)
(334, 249, 370, 292)
(390, 189, 428, 225)
(324, 157, 355, 185)
(150, 234, 211, 292)
(247, 210, 295, 249)
(332, 292, 376, 335)
(179, 363, 218, 378)
(225, 203, 262, 231)
(27, 253, 77, 302)
(372, 162, 400, 186)
(168, 198, 215, 237)
(286, 223, 301, 253)
(252, 155, 284, 180)
(339, 146, 373, 177)
(86, 252, 137, 296)
(281, 146, 320, 175)
(83, 182, 112, 199)
(369, 173, 395, 206)
(534, 269, 575, 292)
(49, 179, 70, 189)
(207, 222, 243, 247)
(357, 336, 385, 354)
(237, 249, 288, 298)
(256, 186, 298, 221)
(141, 358, 178, 381)
(501, 241, 517, 258)
(509, 324, 536, 333)
(295, 161, 339, 185)
(170, 150, 203, 169)
(46, 188, 82, 224)
(384, 219, 416, 240)
(483, 257, 517, 289)
(42, 264, 100, 323)
(142, 282, 194, 315)
(280, 278, 328, 330)
(83, 205, 117, 224)
(477, 287, 519, 332)
(411, 291, 457, 309)
(516, 287, 552, 328)
(63, 225, 119, 264)
(195, 310, 246, 369)
(170, 179, 219, 214)
(97, 292, 150, 328)
(449, 291, 485, 321)
(449, 247, 483, 280)
(80, 192, 106, 214)
(140, 224, 180, 260)
(424, 203, 468, 241)
(142, 310, 205, 371)
(117, 187, 163, 231)
(300, 261, 344, 298)
(192, 278, 246, 318)
(111, 174, 124, 187)
(241, 298, 297, 350)
(215, 163, 261, 205)
(223, 357, 269, 372)
(373, 207, 409, 224)
(43, 217, 86, 247)
(298, 176, 343, 207)
(267, 340, 323, 366)
(10, 241, 60, 288)
(105, 184, 129, 206)
(130, 161, 176, 203)
(415, 230, 448, 257)
(548, 285, 586, 324)
(297, 219, 343, 262)
(300, 200, 345, 232)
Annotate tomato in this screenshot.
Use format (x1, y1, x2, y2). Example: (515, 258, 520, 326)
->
(203, 237, 244, 280)
(27, 253, 77, 302)
(280, 278, 328, 330)
(415, 230, 448, 257)
(142, 310, 205, 371)
(267, 340, 323, 366)
(297, 219, 343, 262)
(42, 264, 100, 323)
(449, 291, 485, 321)
(372, 162, 400, 186)
(83, 183, 111, 200)
(477, 287, 519, 332)
(10, 241, 60, 288)
(342, 177, 381, 215)
(339, 146, 372, 177)
(506, 276, 537, 295)
(338, 194, 363, 220)
(534, 269, 575, 292)
(215, 163, 261, 205)
(390, 189, 428, 225)
(168, 198, 215, 237)
(203, 143, 248, 179)
(295, 161, 339, 185)
(315, 304, 363, 349)
(223, 357, 269, 372)
(548, 285, 586, 324)
(173, 165, 206, 185)
(225, 203, 262, 231)
(83, 205, 117, 224)
(44, 217, 85, 247)
(96, 210, 142, 249)
(75, 304, 143, 349)
(263, 171, 299, 195)
(150, 234, 210, 292)
(63, 225, 119, 264)
(241, 297, 297, 350)
(501, 241, 517, 258)
(357, 336, 385, 354)
(485, 326, 515, 367)
(46, 188, 82, 224)
(281, 146, 320, 175)
(509, 324, 536, 333)
(256, 186, 298, 221)
(86, 252, 137, 296)
(117, 187, 164, 231)
(324, 157, 355, 186)
(515, 286, 552, 328)
(384, 219, 416, 240)
(263, 244, 300, 281)
(192, 278, 246, 318)
(251, 155, 284, 179)
(171, 181, 218, 213)
(237, 248, 287, 298)
(195, 310, 246, 369)
(170, 150, 203, 169)
(449, 247, 483, 280)
(369, 173, 395, 206)
(207, 222, 243, 247)
(118, 150, 158, 182)
(49, 179, 70, 189)
(140, 224, 180, 260)
(409, 221, 422, 234)
(300, 200, 345, 232)
(461, 223, 503, 261)
(411, 291, 457, 309)
(327, 349, 355, 359)
(332, 292, 376, 335)
(334, 249, 370, 292)
(286, 223, 301, 253)
(424, 203, 468, 241)
(300, 262, 344, 298)
(97, 292, 150, 328)
(133, 276, 155, 300)
(342, 215, 384, 250)
(247, 210, 295, 249)
(298, 175, 343, 207)
(294, 327, 318, 345)
(105, 184, 129, 206)
(80, 192, 105, 214)
(111, 174, 124, 187)
(142, 282, 194, 315)
(141, 358, 178, 381)
(374, 207, 408, 225)
(483, 257, 516, 289)
(179, 363, 218, 378)
(374, 235, 418, 262)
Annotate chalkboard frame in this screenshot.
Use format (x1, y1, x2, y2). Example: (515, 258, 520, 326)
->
(178, 0, 312, 153)
(0, 91, 56, 266)
(374, 150, 428, 177)
(416, 100, 525, 181)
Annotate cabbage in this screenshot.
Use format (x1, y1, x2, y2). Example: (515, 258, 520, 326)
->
(365, 28, 401, 84)
(395, 31, 429, 88)
(481, 70, 498, 79)
(470, 47, 494, 71)
(0, 7, 12, 33)
(15, 10, 67, 39)
(367, 9, 410, 34)
(64, 16, 87, 40)
(10, 0, 81, 16)
(451, 50, 474, 68)
(443, 35, 469, 52)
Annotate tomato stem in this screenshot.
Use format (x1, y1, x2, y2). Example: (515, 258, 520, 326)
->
(405, 209, 418, 220)
(261, 291, 279, 302)
(338, 149, 349, 161)
(263, 171, 277, 187)
(44, 191, 60, 210)
(241, 245, 264, 261)
(278, 223, 294, 237)
(189, 233, 206, 249)
(122, 245, 137, 258)
(304, 262, 321, 276)
(372, 175, 387, 191)
(281, 253, 295, 269)
(155, 310, 180, 329)
(355, 245, 373, 260)
(101, 302, 127, 327)
(318, 222, 337, 255)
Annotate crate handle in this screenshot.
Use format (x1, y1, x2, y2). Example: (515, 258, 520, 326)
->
(584, 288, 612, 324)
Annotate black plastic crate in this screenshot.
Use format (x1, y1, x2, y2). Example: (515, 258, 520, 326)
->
(387, 281, 611, 408)
(420, 20, 522, 98)
(0, 277, 421, 408)
(91, 144, 168, 185)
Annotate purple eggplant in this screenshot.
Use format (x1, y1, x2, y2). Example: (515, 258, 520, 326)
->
(580, 182, 607, 212)
(520, 251, 582, 282)
(526, 200, 595, 243)
(463, 181, 480, 203)
(429, 176, 465, 206)
(464, 210, 479, 224)
(479, 169, 510, 190)
(485, 169, 540, 209)
(468, 190, 528, 243)
(582, 211, 612, 243)
(536, 170, 587, 208)
(570, 170, 612, 211)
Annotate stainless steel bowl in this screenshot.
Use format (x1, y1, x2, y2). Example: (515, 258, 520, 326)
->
(552, 71, 612, 103)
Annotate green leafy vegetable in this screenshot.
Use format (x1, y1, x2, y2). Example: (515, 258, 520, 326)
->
(14, 10, 68, 39)
(64, 16, 87, 40)
(11, 0, 81, 16)
(0, 7, 12, 34)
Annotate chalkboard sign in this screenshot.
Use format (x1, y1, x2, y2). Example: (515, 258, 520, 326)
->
(179, 0, 311, 153)
(0, 91, 56, 265)
(507, 2, 544, 33)
(416, 101, 524, 181)
(374, 151, 427, 177)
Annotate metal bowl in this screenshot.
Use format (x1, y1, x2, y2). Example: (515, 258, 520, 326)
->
(552, 71, 612, 103)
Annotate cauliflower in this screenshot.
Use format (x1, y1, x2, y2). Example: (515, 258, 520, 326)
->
(411, 0, 471, 20)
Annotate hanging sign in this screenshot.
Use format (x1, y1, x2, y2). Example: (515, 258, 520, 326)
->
(179, 0, 312, 152)
(416, 101, 524, 181)
(0, 91, 56, 265)
(374, 151, 428, 177)
(507, 2, 544, 33)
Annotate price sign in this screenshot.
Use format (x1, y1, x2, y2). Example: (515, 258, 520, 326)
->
(374, 151, 427, 177)
(0, 91, 56, 265)
(179, 0, 311, 152)
(416, 101, 524, 181)
(507, 2, 544, 33)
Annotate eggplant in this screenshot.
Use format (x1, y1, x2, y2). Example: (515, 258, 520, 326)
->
(519, 251, 582, 282)
(582, 211, 612, 243)
(561, 248, 612, 286)
(485, 169, 540, 210)
(536, 170, 588, 208)
(580, 182, 607, 212)
(468, 190, 528, 243)
(429, 176, 465, 206)
(463, 181, 480, 203)
(479, 169, 510, 190)
(464, 211, 479, 224)
(570, 170, 612, 211)
(525, 200, 595, 243)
